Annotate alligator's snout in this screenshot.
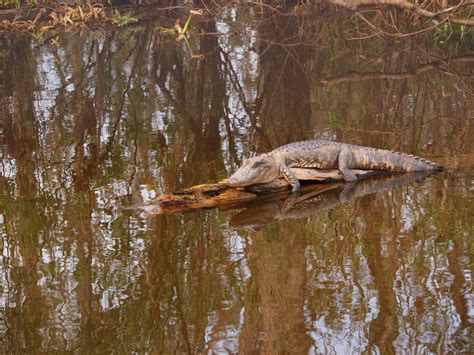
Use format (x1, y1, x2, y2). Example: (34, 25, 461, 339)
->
(227, 154, 280, 187)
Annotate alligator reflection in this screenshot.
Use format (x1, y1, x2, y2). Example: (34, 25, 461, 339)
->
(229, 173, 430, 230)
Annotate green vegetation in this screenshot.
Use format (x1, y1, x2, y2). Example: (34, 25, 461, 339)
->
(432, 21, 473, 43)
(111, 9, 137, 27)
(31, 30, 43, 42)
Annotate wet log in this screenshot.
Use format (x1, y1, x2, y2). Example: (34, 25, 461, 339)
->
(140, 168, 379, 214)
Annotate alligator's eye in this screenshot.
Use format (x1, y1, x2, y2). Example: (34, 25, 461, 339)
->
(252, 160, 267, 168)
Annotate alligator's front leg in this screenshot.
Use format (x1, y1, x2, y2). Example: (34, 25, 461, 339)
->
(280, 164, 301, 192)
(338, 148, 358, 182)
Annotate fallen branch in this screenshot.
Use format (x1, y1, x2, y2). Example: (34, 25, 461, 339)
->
(142, 168, 378, 214)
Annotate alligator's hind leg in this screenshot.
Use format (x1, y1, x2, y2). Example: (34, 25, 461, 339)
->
(338, 148, 358, 182)
(280, 164, 301, 192)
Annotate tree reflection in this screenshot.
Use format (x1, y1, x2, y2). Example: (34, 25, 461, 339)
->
(0, 7, 472, 353)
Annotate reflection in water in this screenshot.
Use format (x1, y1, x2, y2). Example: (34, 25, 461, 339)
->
(228, 173, 434, 231)
(0, 6, 473, 353)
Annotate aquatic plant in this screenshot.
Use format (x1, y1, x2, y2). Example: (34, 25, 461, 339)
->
(111, 9, 137, 27)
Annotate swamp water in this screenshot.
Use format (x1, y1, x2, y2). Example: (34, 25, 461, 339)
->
(0, 6, 473, 353)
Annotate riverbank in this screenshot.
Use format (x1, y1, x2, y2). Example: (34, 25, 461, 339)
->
(1, 1, 472, 38)
(0, 3, 154, 36)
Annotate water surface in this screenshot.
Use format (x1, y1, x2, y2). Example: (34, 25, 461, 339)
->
(0, 6, 473, 353)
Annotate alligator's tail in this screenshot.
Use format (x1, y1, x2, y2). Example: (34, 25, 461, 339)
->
(355, 147, 443, 172)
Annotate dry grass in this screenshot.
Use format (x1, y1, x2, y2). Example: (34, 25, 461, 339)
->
(1, 3, 105, 35)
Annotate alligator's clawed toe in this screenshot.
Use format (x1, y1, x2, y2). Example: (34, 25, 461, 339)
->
(342, 172, 358, 182)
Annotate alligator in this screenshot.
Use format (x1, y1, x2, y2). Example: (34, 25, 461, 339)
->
(227, 140, 442, 192)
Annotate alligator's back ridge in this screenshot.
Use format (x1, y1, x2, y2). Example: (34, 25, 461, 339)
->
(272, 140, 337, 153)
(270, 140, 442, 172)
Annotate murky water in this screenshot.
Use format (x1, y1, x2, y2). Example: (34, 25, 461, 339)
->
(0, 6, 473, 353)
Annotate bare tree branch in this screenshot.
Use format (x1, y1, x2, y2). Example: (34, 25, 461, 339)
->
(320, 55, 474, 85)
(331, 0, 474, 26)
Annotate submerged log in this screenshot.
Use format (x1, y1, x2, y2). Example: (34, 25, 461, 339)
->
(141, 168, 379, 214)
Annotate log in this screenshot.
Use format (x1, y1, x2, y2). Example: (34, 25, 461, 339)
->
(140, 168, 379, 214)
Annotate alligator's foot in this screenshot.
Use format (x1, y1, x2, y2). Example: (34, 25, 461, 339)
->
(281, 191, 300, 213)
(338, 148, 358, 182)
(341, 169, 358, 182)
(280, 164, 301, 192)
(339, 182, 357, 202)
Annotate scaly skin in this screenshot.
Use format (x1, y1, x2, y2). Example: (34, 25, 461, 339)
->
(227, 140, 443, 191)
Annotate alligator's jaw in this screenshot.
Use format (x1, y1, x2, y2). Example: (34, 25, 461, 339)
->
(228, 155, 280, 187)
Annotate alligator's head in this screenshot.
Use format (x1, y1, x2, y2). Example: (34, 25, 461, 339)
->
(227, 154, 280, 187)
